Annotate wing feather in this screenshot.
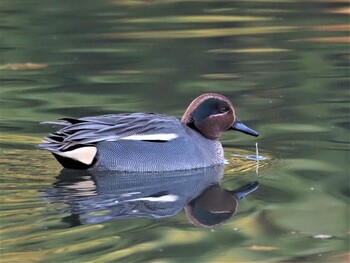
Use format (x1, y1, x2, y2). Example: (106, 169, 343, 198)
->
(38, 113, 181, 152)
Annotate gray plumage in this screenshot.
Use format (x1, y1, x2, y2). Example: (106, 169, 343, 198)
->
(39, 113, 179, 150)
(39, 113, 224, 171)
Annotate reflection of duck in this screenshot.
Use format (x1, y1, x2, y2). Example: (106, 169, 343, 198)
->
(39, 93, 258, 171)
(185, 182, 259, 228)
(41, 165, 258, 227)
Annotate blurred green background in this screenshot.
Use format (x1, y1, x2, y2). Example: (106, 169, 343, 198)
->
(1, 0, 349, 262)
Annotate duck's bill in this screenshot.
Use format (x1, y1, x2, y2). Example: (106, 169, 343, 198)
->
(231, 181, 259, 200)
(231, 119, 259, 137)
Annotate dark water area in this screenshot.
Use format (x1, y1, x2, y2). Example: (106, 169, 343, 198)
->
(1, 0, 349, 262)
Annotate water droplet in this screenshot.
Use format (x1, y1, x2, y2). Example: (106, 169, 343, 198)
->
(245, 155, 266, 161)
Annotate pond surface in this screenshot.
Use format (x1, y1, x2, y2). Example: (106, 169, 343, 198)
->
(1, 0, 349, 262)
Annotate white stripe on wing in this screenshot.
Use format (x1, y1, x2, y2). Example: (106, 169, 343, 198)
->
(121, 133, 178, 141)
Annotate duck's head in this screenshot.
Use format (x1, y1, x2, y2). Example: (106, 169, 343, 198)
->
(181, 93, 259, 140)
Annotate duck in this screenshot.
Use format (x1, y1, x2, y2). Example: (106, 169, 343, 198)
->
(39, 93, 258, 171)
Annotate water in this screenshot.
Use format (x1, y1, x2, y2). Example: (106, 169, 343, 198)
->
(1, 0, 349, 262)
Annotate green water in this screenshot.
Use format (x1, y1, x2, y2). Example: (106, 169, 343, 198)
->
(1, 0, 349, 262)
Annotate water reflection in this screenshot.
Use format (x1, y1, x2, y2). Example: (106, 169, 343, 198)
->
(41, 165, 258, 228)
(185, 181, 258, 228)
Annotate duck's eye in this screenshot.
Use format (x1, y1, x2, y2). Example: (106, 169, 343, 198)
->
(219, 107, 228, 113)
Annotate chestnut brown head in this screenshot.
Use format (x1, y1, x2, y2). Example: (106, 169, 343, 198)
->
(181, 93, 258, 139)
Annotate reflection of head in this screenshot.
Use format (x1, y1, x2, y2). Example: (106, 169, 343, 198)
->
(184, 181, 259, 228)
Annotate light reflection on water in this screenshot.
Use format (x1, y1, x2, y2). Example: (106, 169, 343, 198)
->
(1, 0, 349, 262)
